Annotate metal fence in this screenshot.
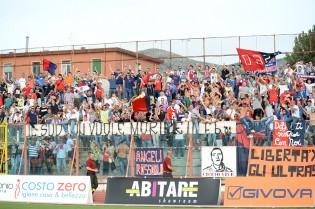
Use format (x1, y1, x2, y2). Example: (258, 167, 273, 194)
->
(1, 33, 312, 72)
(3, 120, 315, 177)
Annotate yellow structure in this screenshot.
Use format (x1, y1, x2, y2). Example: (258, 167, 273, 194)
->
(0, 125, 8, 174)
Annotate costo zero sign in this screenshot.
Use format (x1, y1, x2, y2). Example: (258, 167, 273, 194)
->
(224, 177, 315, 206)
(0, 176, 91, 204)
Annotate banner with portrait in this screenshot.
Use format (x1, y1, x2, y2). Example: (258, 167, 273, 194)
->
(201, 146, 237, 177)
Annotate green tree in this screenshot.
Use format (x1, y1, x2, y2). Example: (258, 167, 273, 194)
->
(285, 25, 315, 66)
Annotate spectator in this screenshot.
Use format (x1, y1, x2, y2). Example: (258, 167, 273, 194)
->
(93, 145, 102, 171)
(28, 138, 40, 175)
(54, 137, 68, 175)
(8, 139, 19, 174)
(117, 140, 129, 175)
(191, 103, 206, 143)
(237, 103, 254, 138)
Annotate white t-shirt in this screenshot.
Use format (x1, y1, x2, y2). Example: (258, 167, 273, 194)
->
(7, 83, 14, 94)
(174, 104, 181, 111)
(265, 105, 273, 117)
(284, 68, 293, 75)
(226, 109, 236, 120)
(104, 98, 113, 108)
(19, 78, 26, 89)
(279, 85, 289, 95)
(28, 99, 35, 107)
(292, 105, 300, 118)
(210, 73, 218, 83)
(66, 138, 74, 152)
(305, 83, 315, 94)
(157, 96, 168, 105)
(205, 106, 216, 115)
(259, 84, 267, 95)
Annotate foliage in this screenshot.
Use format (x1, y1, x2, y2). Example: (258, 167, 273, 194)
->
(285, 25, 315, 66)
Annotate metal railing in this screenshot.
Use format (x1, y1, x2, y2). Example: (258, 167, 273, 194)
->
(1, 33, 314, 73)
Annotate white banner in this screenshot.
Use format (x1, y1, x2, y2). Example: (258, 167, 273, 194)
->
(0, 175, 92, 204)
(25, 121, 236, 137)
(201, 146, 237, 177)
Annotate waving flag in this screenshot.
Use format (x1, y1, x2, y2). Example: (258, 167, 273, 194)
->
(236, 48, 281, 72)
(75, 85, 90, 92)
(43, 59, 57, 75)
(131, 92, 149, 113)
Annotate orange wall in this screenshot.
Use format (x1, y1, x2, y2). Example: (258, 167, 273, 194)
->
(0, 51, 160, 78)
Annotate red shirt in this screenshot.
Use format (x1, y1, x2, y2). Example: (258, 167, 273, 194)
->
(78, 81, 85, 87)
(95, 87, 104, 99)
(141, 134, 152, 141)
(154, 80, 162, 91)
(188, 70, 194, 80)
(26, 80, 34, 89)
(103, 151, 109, 162)
(269, 89, 278, 103)
(23, 86, 32, 97)
(55, 80, 65, 91)
(86, 158, 96, 174)
(163, 157, 172, 173)
(167, 107, 177, 120)
(280, 92, 293, 103)
(29, 93, 37, 100)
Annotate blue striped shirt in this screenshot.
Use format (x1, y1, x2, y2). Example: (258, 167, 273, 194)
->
(28, 144, 39, 158)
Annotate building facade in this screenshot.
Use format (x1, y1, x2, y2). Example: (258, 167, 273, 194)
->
(0, 47, 163, 79)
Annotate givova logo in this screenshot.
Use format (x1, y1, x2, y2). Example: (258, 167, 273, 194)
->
(227, 186, 312, 200)
(126, 181, 198, 198)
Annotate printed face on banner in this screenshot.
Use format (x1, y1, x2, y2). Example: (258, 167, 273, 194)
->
(201, 146, 236, 177)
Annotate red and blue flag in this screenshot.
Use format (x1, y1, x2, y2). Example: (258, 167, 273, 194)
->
(43, 59, 57, 75)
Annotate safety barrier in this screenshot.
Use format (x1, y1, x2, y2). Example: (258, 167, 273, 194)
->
(0, 124, 8, 174)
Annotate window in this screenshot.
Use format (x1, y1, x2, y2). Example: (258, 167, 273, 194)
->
(92, 59, 102, 75)
(3, 63, 12, 80)
(61, 60, 71, 75)
(32, 62, 41, 76)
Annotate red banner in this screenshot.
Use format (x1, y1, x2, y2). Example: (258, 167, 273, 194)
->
(236, 48, 265, 71)
(272, 120, 289, 146)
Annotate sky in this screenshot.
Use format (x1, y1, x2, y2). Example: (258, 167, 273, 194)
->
(0, 0, 314, 63)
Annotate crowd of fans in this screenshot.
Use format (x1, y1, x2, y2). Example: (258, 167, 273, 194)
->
(3, 60, 315, 175)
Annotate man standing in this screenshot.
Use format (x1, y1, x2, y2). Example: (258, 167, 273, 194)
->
(191, 103, 206, 143)
(162, 150, 178, 178)
(9, 139, 19, 174)
(286, 100, 301, 131)
(166, 101, 177, 134)
(117, 140, 129, 176)
(86, 152, 99, 195)
(54, 137, 68, 175)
